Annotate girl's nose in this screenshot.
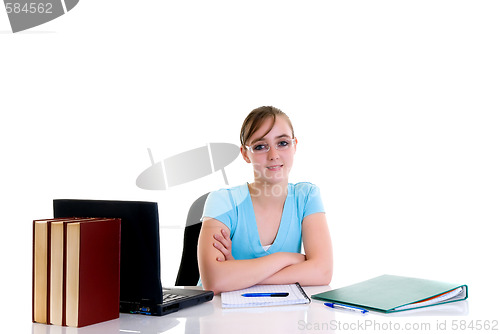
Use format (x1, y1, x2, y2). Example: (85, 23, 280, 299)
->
(267, 146, 280, 160)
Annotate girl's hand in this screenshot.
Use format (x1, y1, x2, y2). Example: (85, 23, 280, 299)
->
(213, 228, 233, 262)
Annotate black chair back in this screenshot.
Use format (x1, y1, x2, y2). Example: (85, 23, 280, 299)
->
(175, 193, 209, 286)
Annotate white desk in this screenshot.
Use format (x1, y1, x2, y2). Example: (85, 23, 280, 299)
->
(32, 285, 473, 334)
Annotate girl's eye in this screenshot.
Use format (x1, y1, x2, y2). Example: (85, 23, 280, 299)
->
(278, 140, 291, 147)
(253, 144, 268, 151)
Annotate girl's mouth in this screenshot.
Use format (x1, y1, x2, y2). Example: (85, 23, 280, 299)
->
(266, 164, 283, 171)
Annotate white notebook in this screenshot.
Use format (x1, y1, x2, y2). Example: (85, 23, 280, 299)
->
(221, 283, 310, 308)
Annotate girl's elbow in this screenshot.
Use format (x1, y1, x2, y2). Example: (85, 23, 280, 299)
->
(321, 266, 333, 285)
(202, 280, 222, 295)
(199, 268, 227, 295)
(316, 260, 333, 285)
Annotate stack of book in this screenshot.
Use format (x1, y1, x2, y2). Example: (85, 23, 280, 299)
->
(32, 217, 121, 328)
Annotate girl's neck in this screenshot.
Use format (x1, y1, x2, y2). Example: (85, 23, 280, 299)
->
(248, 180, 289, 203)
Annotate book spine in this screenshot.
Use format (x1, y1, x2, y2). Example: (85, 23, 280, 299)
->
(62, 221, 67, 327)
(65, 222, 80, 327)
(32, 221, 35, 322)
(47, 222, 51, 323)
(32, 221, 51, 324)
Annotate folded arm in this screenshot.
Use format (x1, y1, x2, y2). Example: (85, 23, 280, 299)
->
(198, 213, 333, 294)
(259, 212, 333, 285)
(197, 218, 305, 295)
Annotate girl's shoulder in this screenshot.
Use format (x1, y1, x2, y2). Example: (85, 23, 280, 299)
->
(289, 182, 322, 203)
(210, 183, 248, 196)
(289, 182, 324, 214)
(289, 182, 320, 193)
(207, 184, 249, 207)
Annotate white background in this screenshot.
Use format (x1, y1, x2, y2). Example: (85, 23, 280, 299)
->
(1, 0, 499, 331)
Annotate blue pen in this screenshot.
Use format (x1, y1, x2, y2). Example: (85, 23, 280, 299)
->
(324, 303, 369, 314)
(241, 293, 289, 297)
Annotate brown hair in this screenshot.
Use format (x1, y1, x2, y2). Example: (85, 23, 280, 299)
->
(240, 106, 295, 146)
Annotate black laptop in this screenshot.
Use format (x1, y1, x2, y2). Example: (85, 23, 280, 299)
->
(53, 199, 213, 316)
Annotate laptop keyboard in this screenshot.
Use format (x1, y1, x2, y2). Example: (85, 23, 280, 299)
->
(163, 290, 186, 303)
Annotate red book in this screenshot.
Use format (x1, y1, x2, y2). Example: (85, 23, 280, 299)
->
(65, 218, 121, 327)
(49, 218, 99, 326)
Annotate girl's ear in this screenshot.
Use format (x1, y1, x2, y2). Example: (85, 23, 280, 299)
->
(240, 146, 251, 163)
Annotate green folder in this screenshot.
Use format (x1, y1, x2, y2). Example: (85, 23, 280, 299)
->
(312, 275, 468, 313)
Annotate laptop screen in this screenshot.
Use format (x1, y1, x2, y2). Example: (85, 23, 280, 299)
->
(53, 199, 163, 305)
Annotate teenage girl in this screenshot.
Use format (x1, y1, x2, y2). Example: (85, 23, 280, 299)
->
(198, 106, 333, 294)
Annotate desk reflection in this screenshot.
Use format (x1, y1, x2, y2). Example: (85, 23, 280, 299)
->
(31, 286, 469, 334)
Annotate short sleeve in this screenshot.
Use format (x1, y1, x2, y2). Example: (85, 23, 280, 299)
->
(202, 189, 236, 231)
(303, 183, 325, 218)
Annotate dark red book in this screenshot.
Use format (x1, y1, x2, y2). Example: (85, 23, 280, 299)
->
(49, 217, 99, 326)
(65, 218, 121, 327)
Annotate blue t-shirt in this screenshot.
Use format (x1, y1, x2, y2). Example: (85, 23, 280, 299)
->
(202, 182, 325, 260)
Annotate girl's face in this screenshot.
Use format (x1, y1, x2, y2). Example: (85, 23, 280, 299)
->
(241, 116, 297, 186)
